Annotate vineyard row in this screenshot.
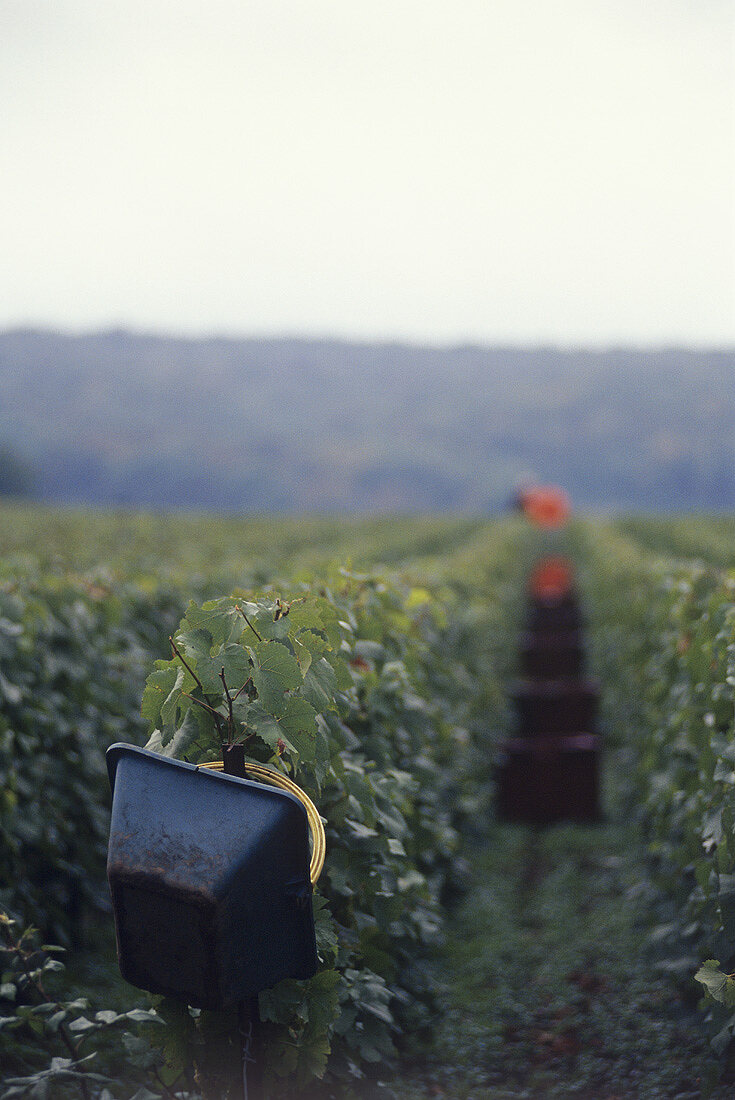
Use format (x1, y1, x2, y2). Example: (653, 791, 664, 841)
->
(0, 510, 733, 1096)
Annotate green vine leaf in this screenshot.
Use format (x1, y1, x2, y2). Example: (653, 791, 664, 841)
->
(247, 698, 319, 761)
(248, 639, 302, 711)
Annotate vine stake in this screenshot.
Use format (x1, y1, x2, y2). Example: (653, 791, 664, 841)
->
(222, 741, 262, 1100)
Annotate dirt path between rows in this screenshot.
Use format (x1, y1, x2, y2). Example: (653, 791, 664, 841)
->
(397, 816, 730, 1099)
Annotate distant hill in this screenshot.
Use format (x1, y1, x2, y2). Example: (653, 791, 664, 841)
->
(0, 330, 733, 511)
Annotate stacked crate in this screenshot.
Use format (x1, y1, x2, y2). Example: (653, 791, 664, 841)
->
(496, 558, 602, 824)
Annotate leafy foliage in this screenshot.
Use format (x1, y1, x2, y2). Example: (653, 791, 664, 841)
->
(575, 519, 735, 1060)
(140, 581, 462, 1093)
(0, 911, 167, 1100)
(0, 509, 523, 1096)
(5, 503, 735, 1092)
(0, 568, 195, 945)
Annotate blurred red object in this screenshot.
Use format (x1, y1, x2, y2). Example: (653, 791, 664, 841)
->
(528, 557, 575, 601)
(519, 485, 571, 528)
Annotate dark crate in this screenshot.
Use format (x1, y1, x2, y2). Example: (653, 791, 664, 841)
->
(519, 629, 585, 679)
(495, 733, 601, 824)
(527, 595, 584, 633)
(106, 744, 318, 1009)
(510, 677, 600, 735)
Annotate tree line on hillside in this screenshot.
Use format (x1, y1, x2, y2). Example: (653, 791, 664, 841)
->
(0, 330, 733, 511)
(0, 445, 34, 497)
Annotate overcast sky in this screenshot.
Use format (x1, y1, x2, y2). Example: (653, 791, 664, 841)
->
(2, 0, 733, 345)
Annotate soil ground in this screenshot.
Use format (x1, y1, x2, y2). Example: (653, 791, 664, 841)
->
(396, 811, 731, 1100)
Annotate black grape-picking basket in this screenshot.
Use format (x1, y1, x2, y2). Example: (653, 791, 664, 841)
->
(106, 744, 318, 1010)
(495, 733, 601, 824)
(510, 677, 600, 735)
(519, 629, 585, 679)
(526, 596, 585, 633)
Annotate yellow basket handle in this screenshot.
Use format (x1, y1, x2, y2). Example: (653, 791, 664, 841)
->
(198, 760, 325, 886)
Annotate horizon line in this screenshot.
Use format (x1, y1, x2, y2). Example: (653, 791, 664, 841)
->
(1, 323, 733, 355)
